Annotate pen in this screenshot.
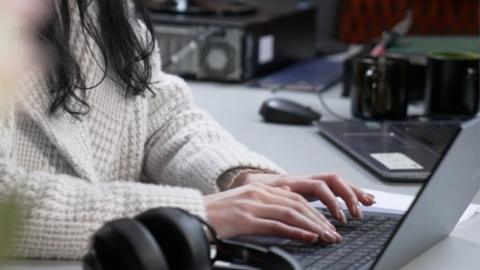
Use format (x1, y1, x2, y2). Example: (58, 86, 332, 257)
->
(371, 10, 413, 57)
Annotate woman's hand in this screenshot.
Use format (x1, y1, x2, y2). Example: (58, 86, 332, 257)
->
(231, 173, 376, 223)
(205, 182, 342, 244)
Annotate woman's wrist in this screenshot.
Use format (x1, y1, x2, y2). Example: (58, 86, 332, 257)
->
(229, 170, 251, 188)
(218, 167, 282, 190)
(230, 170, 274, 188)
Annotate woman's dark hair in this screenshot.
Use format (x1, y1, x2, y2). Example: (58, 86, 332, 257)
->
(40, 0, 155, 115)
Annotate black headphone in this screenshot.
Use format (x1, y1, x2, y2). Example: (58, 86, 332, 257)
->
(83, 207, 302, 270)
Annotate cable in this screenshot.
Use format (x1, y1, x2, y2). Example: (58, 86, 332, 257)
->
(161, 27, 223, 70)
(315, 87, 356, 122)
(311, 81, 359, 122)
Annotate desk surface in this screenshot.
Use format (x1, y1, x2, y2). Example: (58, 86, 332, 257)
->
(193, 82, 480, 202)
(192, 82, 480, 270)
(5, 82, 480, 270)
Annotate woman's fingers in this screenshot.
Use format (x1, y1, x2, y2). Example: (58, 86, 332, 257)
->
(208, 172, 378, 245)
(206, 183, 341, 243)
(283, 179, 345, 223)
(262, 184, 336, 230)
(246, 184, 341, 242)
(260, 190, 335, 233)
(206, 180, 372, 244)
(247, 218, 318, 243)
(310, 181, 348, 224)
(244, 202, 340, 243)
(309, 174, 363, 219)
(349, 183, 376, 206)
(311, 174, 375, 205)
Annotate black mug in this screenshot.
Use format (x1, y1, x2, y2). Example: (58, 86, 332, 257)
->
(425, 51, 480, 117)
(351, 55, 409, 119)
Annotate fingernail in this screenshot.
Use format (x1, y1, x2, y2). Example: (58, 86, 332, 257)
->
(305, 232, 318, 243)
(364, 194, 376, 203)
(336, 209, 347, 224)
(323, 231, 335, 242)
(332, 231, 342, 242)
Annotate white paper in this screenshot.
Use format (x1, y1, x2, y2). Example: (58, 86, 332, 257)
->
(310, 188, 480, 225)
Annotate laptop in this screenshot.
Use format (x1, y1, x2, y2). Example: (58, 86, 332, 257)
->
(316, 120, 461, 182)
(240, 118, 480, 270)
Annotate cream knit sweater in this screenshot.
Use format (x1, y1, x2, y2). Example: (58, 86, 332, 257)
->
(0, 2, 281, 260)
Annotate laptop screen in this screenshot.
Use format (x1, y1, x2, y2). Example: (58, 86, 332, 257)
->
(371, 118, 480, 269)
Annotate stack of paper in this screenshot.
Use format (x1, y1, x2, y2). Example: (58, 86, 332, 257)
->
(310, 189, 480, 225)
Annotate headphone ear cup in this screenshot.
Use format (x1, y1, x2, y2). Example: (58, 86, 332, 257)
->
(83, 250, 103, 270)
(136, 207, 211, 270)
(86, 218, 170, 270)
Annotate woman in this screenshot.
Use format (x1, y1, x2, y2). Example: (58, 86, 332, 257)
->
(0, 0, 375, 260)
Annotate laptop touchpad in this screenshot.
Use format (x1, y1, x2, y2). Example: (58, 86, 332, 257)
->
(342, 133, 413, 151)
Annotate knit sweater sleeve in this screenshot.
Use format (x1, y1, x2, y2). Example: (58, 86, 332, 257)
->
(143, 46, 284, 194)
(0, 108, 205, 260)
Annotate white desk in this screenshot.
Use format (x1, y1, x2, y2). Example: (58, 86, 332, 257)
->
(5, 82, 480, 270)
(191, 82, 480, 270)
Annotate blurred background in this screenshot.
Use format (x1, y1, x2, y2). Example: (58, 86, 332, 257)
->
(144, 0, 479, 101)
(145, 0, 479, 80)
(331, 0, 478, 43)
(147, 0, 480, 54)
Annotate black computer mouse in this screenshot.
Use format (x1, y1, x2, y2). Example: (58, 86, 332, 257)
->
(259, 98, 321, 125)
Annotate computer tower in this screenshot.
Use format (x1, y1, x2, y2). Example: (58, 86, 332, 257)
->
(149, 2, 316, 82)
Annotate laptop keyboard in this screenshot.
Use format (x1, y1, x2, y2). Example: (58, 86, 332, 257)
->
(284, 210, 401, 270)
(393, 122, 460, 154)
